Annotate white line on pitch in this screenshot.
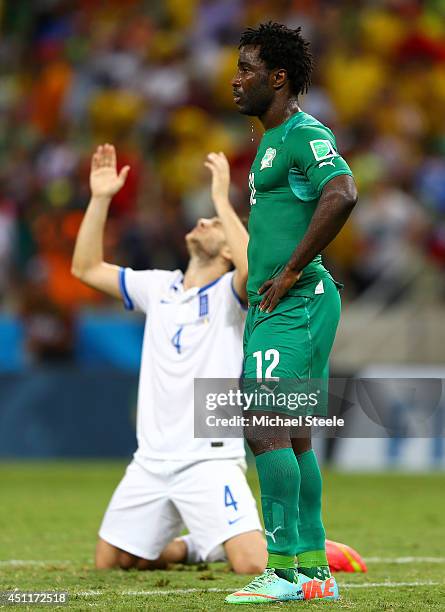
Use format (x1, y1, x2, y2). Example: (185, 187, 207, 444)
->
(75, 582, 442, 597)
(1, 556, 444, 567)
(0, 560, 74, 566)
(365, 556, 445, 564)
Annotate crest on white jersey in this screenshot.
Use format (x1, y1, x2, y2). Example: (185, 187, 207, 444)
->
(260, 147, 276, 170)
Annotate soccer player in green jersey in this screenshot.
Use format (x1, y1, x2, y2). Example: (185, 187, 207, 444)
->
(226, 23, 358, 604)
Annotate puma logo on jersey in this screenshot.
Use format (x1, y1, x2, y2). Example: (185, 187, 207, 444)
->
(260, 147, 276, 170)
(265, 525, 282, 543)
(260, 382, 279, 394)
(318, 159, 336, 168)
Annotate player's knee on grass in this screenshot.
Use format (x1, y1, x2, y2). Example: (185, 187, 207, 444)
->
(95, 538, 160, 571)
(117, 551, 139, 569)
(117, 552, 166, 571)
(95, 538, 121, 569)
(224, 531, 267, 575)
(158, 537, 188, 564)
(95, 548, 140, 571)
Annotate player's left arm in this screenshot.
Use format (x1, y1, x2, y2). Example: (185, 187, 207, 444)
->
(205, 152, 248, 304)
(259, 174, 358, 312)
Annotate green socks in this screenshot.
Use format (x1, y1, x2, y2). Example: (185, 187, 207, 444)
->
(255, 448, 330, 583)
(295, 450, 326, 555)
(255, 448, 301, 567)
(298, 550, 330, 579)
(295, 450, 330, 578)
(268, 553, 297, 583)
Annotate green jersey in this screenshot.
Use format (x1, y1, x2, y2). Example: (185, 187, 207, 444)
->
(247, 111, 353, 305)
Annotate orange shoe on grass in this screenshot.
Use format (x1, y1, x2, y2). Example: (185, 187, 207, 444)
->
(326, 539, 367, 573)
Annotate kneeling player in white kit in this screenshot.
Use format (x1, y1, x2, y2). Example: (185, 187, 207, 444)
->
(72, 144, 266, 573)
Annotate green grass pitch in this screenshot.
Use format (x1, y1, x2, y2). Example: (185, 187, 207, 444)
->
(1, 462, 444, 610)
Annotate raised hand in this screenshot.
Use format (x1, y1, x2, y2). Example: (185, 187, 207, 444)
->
(90, 144, 130, 199)
(204, 152, 231, 207)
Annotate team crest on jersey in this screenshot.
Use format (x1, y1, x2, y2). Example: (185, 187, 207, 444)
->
(309, 139, 338, 167)
(199, 294, 209, 318)
(260, 147, 276, 170)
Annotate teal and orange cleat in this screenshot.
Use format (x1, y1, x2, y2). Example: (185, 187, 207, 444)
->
(299, 573, 340, 601)
(225, 568, 304, 604)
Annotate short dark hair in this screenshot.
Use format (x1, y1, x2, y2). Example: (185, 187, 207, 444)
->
(239, 22, 313, 96)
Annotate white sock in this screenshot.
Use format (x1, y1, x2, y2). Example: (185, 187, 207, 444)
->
(179, 535, 226, 564)
(179, 534, 202, 564)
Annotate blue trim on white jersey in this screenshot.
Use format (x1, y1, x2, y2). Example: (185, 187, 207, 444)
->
(198, 276, 223, 294)
(119, 268, 134, 311)
(231, 277, 248, 311)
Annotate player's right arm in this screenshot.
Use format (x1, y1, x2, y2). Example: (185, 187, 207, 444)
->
(71, 144, 130, 298)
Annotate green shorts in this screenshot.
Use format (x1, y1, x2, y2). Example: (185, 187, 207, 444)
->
(242, 277, 341, 416)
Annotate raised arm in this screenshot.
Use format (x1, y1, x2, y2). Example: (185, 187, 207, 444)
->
(205, 152, 249, 303)
(71, 144, 130, 298)
(258, 174, 358, 312)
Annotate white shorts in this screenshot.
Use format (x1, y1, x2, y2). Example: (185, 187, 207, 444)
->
(99, 458, 262, 561)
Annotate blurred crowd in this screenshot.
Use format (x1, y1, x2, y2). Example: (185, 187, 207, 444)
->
(1, 0, 445, 359)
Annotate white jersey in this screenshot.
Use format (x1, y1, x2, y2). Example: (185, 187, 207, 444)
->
(120, 268, 246, 463)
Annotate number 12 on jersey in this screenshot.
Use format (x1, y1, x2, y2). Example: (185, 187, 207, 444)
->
(253, 349, 280, 380)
